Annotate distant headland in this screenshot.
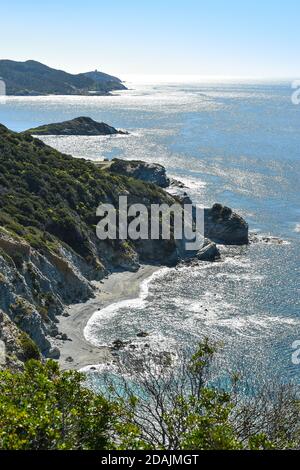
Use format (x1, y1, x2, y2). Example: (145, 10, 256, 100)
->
(0, 60, 127, 96)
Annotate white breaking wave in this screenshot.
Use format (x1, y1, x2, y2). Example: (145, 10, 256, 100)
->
(84, 268, 169, 347)
(295, 224, 300, 233)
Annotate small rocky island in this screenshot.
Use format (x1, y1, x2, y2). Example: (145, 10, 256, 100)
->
(25, 117, 128, 136)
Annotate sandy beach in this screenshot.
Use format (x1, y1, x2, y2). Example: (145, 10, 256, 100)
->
(57, 265, 160, 370)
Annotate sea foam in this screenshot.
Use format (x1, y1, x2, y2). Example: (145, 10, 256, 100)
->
(84, 268, 169, 347)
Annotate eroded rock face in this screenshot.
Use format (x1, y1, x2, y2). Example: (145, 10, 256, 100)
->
(0, 228, 97, 359)
(110, 159, 170, 188)
(204, 204, 249, 245)
(0, 310, 30, 370)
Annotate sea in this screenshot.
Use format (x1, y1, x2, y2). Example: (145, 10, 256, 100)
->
(1, 78, 300, 386)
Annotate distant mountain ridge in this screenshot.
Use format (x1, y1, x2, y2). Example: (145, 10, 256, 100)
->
(0, 60, 127, 96)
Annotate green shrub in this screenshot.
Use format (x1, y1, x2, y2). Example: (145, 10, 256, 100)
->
(19, 332, 40, 361)
(0, 360, 114, 450)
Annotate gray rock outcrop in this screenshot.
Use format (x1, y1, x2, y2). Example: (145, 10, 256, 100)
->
(204, 203, 249, 245)
(110, 159, 170, 188)
(197, 239, 220, 261)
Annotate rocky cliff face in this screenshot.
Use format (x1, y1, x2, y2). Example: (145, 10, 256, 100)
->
(110, 159, 170, 188)
(0, 228, 94, 359)
(204, 203, 249, 245)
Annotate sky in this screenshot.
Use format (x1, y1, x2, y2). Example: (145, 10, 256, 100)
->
(1, 0, 300, 79)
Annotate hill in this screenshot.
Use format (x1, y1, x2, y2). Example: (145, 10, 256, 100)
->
(25, 116, 128, 136)
(0, 60, 127, 95)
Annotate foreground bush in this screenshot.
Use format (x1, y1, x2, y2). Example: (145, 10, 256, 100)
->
(0, 343, 299, 450)
(0, 360, 114, 450)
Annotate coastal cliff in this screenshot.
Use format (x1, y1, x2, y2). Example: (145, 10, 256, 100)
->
(0, 125, 183, 366)
(0, 124, 248, 367)
(110, 158, 170, 188)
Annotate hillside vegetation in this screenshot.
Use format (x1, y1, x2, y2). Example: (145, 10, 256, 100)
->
(0, 124, 177, 363)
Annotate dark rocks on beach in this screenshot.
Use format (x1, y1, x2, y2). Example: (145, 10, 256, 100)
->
(110, 159, 170, 188)
(204, 203, 249, 245)
(66, 356, 74, 363)
(136, 331, 149, 338)
(47, 346, 60, 359)
(55, 332, 68, 341)
(197, 239, 220, 262)
(112, 339, 126, 350)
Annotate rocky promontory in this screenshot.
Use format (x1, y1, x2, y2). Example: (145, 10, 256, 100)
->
(0, 124, 249, 368)
(0, 60, 127, 96)
(110, 158, 170, 188)
(25, 117, 128, 136)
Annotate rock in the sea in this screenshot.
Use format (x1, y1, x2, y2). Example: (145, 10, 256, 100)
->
(25, 116, 128, 136)
(110, 159, 170, 188)
(204, 203, 249, 245)
(169, 178, 185, 188)
(174, 192, 193, 206)
(197, 239, 220, 261)
(250, 234, 286, 245)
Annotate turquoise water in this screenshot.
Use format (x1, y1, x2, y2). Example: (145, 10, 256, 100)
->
(1, 80, 300, 383)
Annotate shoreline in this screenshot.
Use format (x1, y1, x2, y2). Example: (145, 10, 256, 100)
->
(57, 265, 160, 370)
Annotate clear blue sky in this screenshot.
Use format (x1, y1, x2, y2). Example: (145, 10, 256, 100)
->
(1, 0, 300, 78)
